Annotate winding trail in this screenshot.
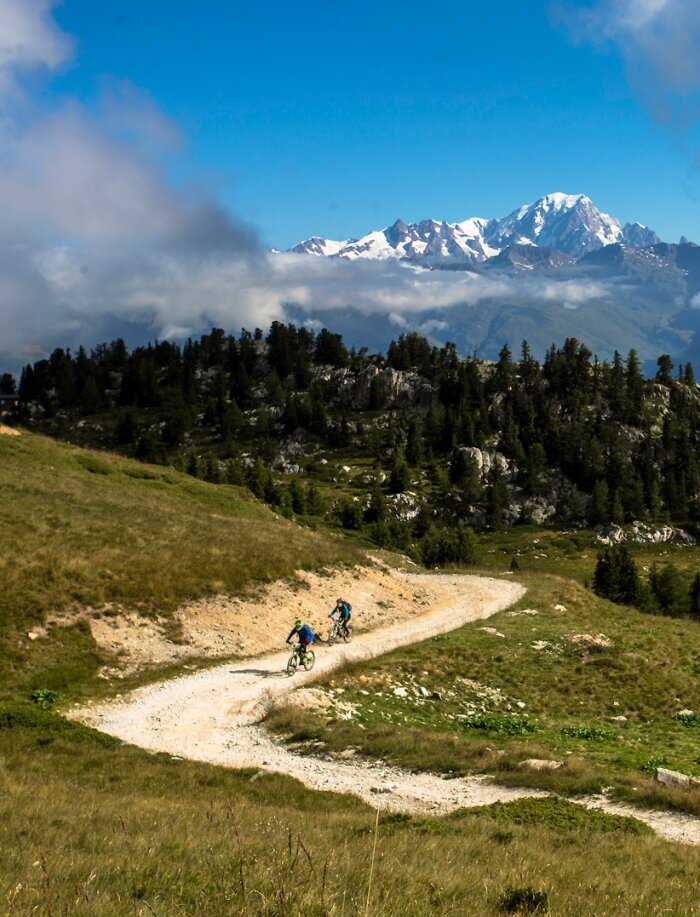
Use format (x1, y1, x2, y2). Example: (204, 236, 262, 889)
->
(71, 573, 700, 845)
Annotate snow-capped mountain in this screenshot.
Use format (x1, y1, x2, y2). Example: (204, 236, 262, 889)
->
(289, 193, 659, 264)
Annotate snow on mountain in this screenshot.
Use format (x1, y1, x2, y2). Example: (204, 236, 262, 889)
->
(290, 236, 349, 257)
(485, 193, 622, 257)
(289, 193, 662, 265)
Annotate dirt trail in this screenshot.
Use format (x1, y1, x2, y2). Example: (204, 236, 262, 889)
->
(71, 572, 700, 846)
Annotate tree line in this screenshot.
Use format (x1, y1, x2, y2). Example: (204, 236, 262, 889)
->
(3, 323, 700, 561)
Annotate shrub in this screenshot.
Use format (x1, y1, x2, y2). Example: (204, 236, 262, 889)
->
(560, 726, 616, 741)
(30, 689, 60, 710)
(462, 715, 535, 736)
(497, 886, 549, 914)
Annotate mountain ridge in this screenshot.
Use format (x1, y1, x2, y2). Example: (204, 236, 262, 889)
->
(289, 192, 663, 264)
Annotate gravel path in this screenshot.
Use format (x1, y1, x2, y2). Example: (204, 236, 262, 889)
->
(71, 573, 700, 845)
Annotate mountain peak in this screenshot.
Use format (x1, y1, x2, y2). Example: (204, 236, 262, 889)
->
(288, 193, 663, 264)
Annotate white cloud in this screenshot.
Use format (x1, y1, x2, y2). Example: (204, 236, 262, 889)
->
(0, 0, 625, 371)
(558, 0, 700, 117)
(0, 0, 72, 100)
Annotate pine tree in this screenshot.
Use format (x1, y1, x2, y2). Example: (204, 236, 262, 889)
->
(690, 574, 700, 619)
(288, 477, 306, 514)
(388, 446, 410, 494)
(0, 373, 16, 395)
(593, 546, 639, 605)
(486, 464, 508, 529)
(365, 476, 387, 523)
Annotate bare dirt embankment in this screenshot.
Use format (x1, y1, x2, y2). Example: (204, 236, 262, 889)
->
(71, 570, 700, 846)
(83, 559, 454, 675)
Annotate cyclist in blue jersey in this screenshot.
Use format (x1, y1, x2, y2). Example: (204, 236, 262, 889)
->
(286, 619, 315, 658)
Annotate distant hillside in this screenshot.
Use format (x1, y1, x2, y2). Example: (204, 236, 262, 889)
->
(3, 324, 699, 567)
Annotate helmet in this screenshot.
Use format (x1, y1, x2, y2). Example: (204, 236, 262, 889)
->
(294, 619, 302, 628)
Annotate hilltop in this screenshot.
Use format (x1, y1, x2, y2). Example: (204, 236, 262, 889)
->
(5, 324, 700, 562)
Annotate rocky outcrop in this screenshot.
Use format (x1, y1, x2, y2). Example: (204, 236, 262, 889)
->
(342, 365, 433, 409)
(596, 522, 695, 546)
(457, 446, 509, 479)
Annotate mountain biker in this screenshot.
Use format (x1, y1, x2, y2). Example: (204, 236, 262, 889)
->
(329, 598, 352, 636)
(286, 619, 315, 657)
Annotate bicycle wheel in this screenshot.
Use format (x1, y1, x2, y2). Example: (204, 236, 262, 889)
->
(302, 649, 315, 671)
(327, 624, 338, 645)
(286, 652, 299, 676)
(342, 624, 353, 643)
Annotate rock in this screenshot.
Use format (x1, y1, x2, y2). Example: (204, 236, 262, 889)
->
(554, 604, 567, 612)
(596, 522, 695, 547)
(418, 686, 431, 698)
(430, 691, 442, 701)
(610, 715, 627, 724)
(515, 701, 526, 709)
(655, 767, 692, 789)
(677, 708, 694, 717)
(392, 686, 409, 698)
(478, 626, 505, 638)
(370, 785, 392, 794)
(457, 446, 509, 481)
(521, 759, 564, 771)
(566, 633, 612, 649)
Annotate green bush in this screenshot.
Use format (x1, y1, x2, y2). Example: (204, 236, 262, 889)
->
(30, 688, 60, 710)
(462, 715, 535, 736)
(560, 726, 616, 741)
(497, 886, 549, 914)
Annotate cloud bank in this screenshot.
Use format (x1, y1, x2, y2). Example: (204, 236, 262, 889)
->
(0, 0, 621, 372)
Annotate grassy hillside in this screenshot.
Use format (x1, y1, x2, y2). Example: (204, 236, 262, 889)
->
(2, 709, 700, 916)
(269, 567, 700, 816)
(2, 429, 700, 913)
(0, 429, 362, 700)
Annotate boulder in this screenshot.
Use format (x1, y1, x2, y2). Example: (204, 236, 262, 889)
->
(655, 767, 692, 789)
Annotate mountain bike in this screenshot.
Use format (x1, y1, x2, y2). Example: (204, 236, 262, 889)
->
(286, 642, 315, 676)
(327, 618, 353, 644)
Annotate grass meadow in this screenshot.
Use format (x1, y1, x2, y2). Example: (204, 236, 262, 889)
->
(2, 707, 700, 916)
(268, 568, 700, 818)
(2, 430, 700, 913)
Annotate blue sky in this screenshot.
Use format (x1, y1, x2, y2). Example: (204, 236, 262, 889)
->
(3, 0, 700, 369)
(47, 0, 700, 247)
